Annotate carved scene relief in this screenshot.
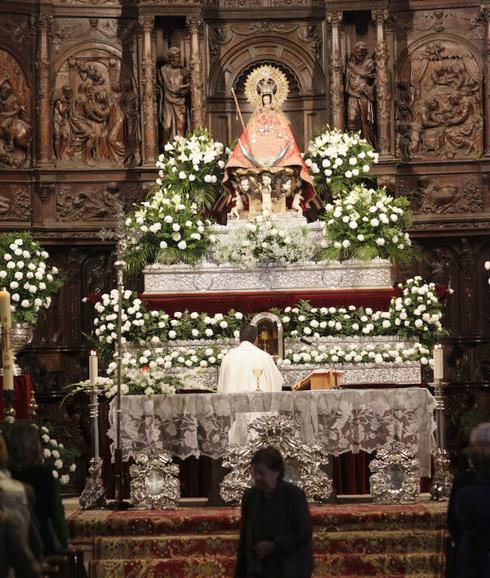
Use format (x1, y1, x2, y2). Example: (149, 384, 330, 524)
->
(396, 41, 483, 161)
(52, 51, 140, 167)
(0, 50, 31, 168)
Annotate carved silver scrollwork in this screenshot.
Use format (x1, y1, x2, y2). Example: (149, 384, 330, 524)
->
(219, 414, 332, 505)
(369, 440, 421, 503)
(129, 445, 180, 509)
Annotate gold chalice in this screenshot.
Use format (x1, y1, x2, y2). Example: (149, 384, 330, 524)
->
(253, 368, 263, 392)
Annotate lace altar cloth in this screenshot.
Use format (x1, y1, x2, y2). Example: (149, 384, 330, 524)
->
(108, 388, 436, 477)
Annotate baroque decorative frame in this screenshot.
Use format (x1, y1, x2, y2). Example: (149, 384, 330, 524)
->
(129, 445, 180, 509)
(250, 311, 284, 360)
(219, 414, 332, 504)
(369, 440, 421, 503)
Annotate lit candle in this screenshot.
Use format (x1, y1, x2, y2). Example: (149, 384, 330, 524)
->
(89, 350, 98, 386)
(433, 344, 444, 381)
(0, 288, 14, 391)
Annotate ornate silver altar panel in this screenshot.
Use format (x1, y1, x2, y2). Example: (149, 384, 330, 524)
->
(220, 415, 332, 504)
(369, 441, 421, 503)
(108, 388, 436, 477)
(281, 362, 421, 388)
(129, 445, 180, 509)
(143, 259, 392, 294)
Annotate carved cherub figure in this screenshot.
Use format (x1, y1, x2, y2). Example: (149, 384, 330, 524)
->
(229, 175, 251, 219)
(260, 172, 273, 216)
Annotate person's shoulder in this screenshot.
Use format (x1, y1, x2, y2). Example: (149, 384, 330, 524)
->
(280, 480, 307, 499)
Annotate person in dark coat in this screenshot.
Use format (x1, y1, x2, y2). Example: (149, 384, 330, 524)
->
(454, 422, 490, 578)
(234, 446, 313, 578)
(0, 510, 42, 578)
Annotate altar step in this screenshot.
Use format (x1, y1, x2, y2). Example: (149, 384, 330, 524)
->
(68, 502, 447, 578)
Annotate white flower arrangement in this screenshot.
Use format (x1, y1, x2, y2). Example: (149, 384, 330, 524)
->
(157, 128, 229, 211)
(0, 233, 63, 324)
(391, 277, 445, 343)
(38, 425, 76, 485)
(281, 341, 431, 366)
(214, 215, 315, 268)
(124, 187, 215, 273)
(321, 184, 414, 263)
(304, 127, 378, 196)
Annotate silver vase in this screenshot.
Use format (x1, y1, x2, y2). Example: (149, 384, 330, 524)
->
(0, 323, 34, 376)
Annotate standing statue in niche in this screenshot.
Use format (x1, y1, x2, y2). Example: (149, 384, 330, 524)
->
(222, 65, 320, 220)
(346, 41, 376, 145)
(158, 47, 190, 144)
(0, 79, 31, 167)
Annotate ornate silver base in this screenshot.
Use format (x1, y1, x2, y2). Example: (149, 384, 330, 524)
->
(429, 448, 452, 501)
(219, 414, 332, 505)
(130, 445, 180, 509)
(79, 457, 106, 509)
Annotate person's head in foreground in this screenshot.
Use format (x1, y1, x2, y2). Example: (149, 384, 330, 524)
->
(2, 422, 43, 471)
(251, 446, 284, 493)
(240, 323, 258, 345)
(468, 422, 490, 480)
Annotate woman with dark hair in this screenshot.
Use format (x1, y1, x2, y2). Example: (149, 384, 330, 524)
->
(2, 421, 69, 556)
(454, 423, 490, 578)
(234, 446, 313, 578)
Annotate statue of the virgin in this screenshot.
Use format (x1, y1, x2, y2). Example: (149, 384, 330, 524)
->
(222, 65, 319, 218)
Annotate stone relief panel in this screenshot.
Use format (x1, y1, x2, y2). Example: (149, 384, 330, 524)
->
(0, 50, 32, 168)
(395, 40, 483, 161)
(0, 185, 31, 221)
(53, 40, 140, 167)
(398, 174, 484, 215)
(56, 182, 141, 222)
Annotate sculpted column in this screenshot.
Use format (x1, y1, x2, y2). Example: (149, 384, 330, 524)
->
(326, 12, 344, 130)
(372, 9, 393, 158)
(187, 16, 205, 129)
(138, 16, 157, 165)
(37, 15, 52, 166)
(483, 8, 490, 156)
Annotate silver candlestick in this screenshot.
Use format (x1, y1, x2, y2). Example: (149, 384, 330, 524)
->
(430, 377, 452, 500)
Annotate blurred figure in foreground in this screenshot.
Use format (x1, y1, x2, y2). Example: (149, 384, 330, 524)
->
(234, 446, 313, 578)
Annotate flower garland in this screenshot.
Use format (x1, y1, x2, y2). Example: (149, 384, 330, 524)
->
(0, 233, 63, 324)
(321, 185, 414, 263)
(156, 128, 229, 211)
(214, 216, 314, 268)
(124, 188, 215, 273)
(304, 127, 378, 196)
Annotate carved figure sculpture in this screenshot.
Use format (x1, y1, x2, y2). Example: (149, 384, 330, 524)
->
(158, 47, 190, 144)
(52, 85, 73, 160)
(223, 65, 319, 218)
(121, 79, 141, 165)
(346, 41, 376, 145)
(0, 79, 31, 166)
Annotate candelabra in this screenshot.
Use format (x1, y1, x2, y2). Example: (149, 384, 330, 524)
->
(430, 376, 452, 500)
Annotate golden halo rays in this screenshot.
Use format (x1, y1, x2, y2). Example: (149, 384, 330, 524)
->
(244, 65, 289, 109)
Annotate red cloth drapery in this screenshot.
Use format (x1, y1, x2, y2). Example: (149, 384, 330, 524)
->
(0, 374, 32, 420)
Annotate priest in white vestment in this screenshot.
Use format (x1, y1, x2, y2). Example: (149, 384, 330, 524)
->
(218, 324, 284, 393)
(218, 324, 283, 446)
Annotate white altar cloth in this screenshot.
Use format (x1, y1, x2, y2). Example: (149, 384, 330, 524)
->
(108, 388, 436, 476)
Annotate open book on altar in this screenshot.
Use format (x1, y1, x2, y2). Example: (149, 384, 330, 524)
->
(292, 369, 344, 391)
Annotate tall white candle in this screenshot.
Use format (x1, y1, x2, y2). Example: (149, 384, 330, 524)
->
(433, 344, 444, 381)
(0, 288, 14, 391)
(89, 350, 98, 386)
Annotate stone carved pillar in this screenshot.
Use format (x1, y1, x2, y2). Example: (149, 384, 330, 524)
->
(37, 15, 52, 166)
(326, 11, 344, 130)
(186, 16, 205, 129)
(372, 9, 393, 158)
(138, 16, 157, 165)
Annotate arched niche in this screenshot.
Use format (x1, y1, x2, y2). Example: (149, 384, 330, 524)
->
(207, 38, 326, 151)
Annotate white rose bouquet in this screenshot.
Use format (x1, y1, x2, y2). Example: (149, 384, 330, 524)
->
(38, 425, 77, 485)
(215, 215, 314, 268)
(0, 233, 63, 324)
(304, 127, 378, 196)
(124, 187, 215, 273)
(389, 277, 446, 344)
(321, 185, 414, 262)
(157, 128, 229, 210)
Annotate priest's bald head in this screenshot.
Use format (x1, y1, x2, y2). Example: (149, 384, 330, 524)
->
(239, 323, 258, 344)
